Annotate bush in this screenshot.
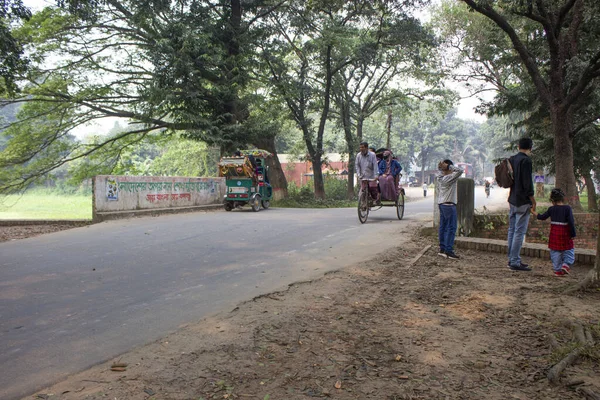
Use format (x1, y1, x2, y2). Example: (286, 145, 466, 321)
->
(324, 175, 351, 200)
(274, 177, 355, 208)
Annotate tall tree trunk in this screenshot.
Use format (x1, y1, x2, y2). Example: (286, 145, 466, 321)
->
(583, 169, 598, 212)
(253, 135, 288, 200)
(311, 45, 332, 200)
(339, 100, 355, 199)
(357, 117, 364, 143)
(223, 0, 243, 124)
(312, 159, 325, 199)
(552, 111, 582, 210)
(421, 152, 427, 184)
(596, 213, 600, 280)
(347, 152, 355, 200)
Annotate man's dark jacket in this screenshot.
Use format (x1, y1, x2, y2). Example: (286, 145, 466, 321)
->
(508, 152, 534, 207)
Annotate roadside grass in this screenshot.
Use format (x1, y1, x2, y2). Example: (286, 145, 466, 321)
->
(0, 191, 92, 220)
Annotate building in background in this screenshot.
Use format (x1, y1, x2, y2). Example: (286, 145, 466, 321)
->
(278, 154, 348, 187)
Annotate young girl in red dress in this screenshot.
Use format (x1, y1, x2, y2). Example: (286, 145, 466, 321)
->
(532, 188, 576, 277)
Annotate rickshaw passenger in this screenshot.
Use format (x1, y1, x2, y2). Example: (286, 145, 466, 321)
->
(255, 158, 270, 184)
(378, 150, 402, 200)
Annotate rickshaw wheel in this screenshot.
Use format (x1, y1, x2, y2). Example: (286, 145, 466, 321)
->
(251, 195, 261, 212)
(262, 200, 270, 209)
(396, 192, 405, 220)
(357, 189, 369, 224)
(224, 202, 233, 212)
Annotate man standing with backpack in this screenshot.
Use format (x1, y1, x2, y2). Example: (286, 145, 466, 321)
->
(506, 138, 536, 271)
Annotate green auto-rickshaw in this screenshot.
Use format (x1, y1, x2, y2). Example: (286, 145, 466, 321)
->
(219, 149, 273, 212)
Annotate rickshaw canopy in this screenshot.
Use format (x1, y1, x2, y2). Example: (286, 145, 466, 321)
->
(218, 157, 255, 178)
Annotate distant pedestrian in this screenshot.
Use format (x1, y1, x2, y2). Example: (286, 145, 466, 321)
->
(436, 159, 464, 260)
(422, 183, 428, 197)
(531, 189, 576, 277)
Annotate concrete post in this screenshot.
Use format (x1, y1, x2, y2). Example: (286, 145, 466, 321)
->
(456, 178, 474, 236)
(433, 177, 475, 236)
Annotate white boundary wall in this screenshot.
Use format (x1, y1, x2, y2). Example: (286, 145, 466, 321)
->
(93, 175, 225, 214)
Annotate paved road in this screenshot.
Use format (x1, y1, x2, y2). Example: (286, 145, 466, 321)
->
(0, 187, 509, 400)
(405, 184, 509, 213)
(1, 203, 428, 400)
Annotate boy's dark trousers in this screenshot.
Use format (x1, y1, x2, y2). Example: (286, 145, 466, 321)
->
(439, 203, 457, 253)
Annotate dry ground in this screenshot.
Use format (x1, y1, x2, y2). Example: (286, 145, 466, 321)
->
(27, 230, 600, 400)
(0, 224, 86, 242)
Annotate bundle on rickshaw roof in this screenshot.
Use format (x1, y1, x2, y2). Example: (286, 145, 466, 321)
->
(218, 156, 255, 178)
(238, 149, 273, 158)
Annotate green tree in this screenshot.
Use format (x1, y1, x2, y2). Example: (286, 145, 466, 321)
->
(329, 4, 439, 198)
(260, 0, 431, 199)
(0, 1, 286, 194)
(450, 0, 600, 209)
(0, 0, 31, 95)
(397, 102, 457, 183)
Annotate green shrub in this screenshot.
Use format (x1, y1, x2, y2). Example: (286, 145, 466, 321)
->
(324, 175, 351, 200)
(274, 177, 355, 208)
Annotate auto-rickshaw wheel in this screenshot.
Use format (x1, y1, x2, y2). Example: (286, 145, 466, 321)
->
(224, 202, 233, 211)
(251, 195, 261, 212)
(262, 200, 270, 209)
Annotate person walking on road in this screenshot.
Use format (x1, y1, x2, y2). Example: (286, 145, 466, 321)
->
(531, 188, 576, 277)
(507, 138, 536, 271)
(423, 182, 428, 197)
(436, 159, 464, 260)
(356, 142, 380, 203)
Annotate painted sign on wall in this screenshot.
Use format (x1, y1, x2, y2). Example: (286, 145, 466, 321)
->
(94, 176, 225, 214)
(106, 178, 118, 201)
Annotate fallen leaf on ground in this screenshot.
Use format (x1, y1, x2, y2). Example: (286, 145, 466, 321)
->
(111, 362, 128, 368)
(334, 380, 342, 389)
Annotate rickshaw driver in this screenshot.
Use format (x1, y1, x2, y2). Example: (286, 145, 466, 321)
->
(355, 141, 380, 203)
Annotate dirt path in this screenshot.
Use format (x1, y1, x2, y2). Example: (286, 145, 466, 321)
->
(0, 224, 87, 242)
(28, 229, 600, 400)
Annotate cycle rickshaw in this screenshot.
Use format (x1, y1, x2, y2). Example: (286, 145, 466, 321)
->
(357, 151, 405, 223)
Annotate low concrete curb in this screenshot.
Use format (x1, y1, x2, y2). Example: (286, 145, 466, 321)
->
(93, 204, 223, 222)
(455, 237, 596, 265)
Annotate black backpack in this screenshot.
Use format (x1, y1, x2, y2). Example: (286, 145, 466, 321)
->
(494, 157, 514, 188)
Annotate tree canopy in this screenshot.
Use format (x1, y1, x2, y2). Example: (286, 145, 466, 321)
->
(439, 0, 600, 208)
(1, 0, 598, 202)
